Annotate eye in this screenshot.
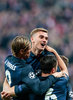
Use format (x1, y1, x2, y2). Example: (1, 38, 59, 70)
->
(39, 35, 44, 39)
(45, 37, 48, 40)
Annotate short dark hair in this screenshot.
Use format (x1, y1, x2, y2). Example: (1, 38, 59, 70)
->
(11, 36, 30, 56)
(40, 55, 57, 74)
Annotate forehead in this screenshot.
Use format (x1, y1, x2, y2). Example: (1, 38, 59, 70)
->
(34, 31, 48, 37)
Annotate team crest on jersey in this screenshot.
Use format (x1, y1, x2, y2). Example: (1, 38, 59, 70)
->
(28, 72, 35, 79)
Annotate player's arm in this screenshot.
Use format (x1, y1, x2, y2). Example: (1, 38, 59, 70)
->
(1, 77, 30, 98)
(2, 71, 60, 97)
(4, 75, 57, 96)
(46, 46, 69, 76)
(15, 65, 65, 95)
(60, 55, 69, 67)
(2, 66, 64, 97)
(1, 78, 15, 98)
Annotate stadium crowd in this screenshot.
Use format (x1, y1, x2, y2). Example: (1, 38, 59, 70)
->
(0, 0, 73, 97)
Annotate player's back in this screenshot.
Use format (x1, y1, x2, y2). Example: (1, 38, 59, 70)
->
(5, 55, 25, 87)
(45, 75, 69, 100)
(5, 55, 30, 100)
(30, 75, 69, 100)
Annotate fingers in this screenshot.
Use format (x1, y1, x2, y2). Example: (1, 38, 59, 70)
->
(1, 91, 11, 99)
(62, 72, 67, 77)
(53, 72, 66, 78)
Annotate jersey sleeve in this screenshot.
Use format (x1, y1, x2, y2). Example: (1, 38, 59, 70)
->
(15, 65, 57, 96)
(15, 84, 30, 96)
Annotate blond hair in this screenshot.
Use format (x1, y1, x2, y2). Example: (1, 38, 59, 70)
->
(11, 36, 30, 56)
(30, 28, 48, 37)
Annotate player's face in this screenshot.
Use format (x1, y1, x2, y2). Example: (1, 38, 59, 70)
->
(31, 31, 48, 51)
(24, 49, 31, 59)
(22, 44, 31, 59)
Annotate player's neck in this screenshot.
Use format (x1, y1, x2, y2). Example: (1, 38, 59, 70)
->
(31, 47, 42, 56)
(15, 54, 25, 60)
(41, 72, 51, 77)
(41, 71, 53, 77)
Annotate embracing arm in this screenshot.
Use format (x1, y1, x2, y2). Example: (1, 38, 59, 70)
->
(2, 74, 58, 96)
(15, 74, 57, 95)
(1, 78, 29, 97)
(2, 66, 64, 97)
(15, 64, 64, 96)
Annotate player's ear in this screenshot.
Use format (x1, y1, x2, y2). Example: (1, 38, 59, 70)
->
(20, 49, 24, 54)
(31, 36, 33, 41)
(31, 36, 35, 43)
(51, 68, 56, 73)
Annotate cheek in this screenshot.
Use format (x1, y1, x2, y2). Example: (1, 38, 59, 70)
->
(25, 53, 30, 58)
(27, 50, 30, 55)
(46, 40, 48, 44)
(32, 38, 37, 44)
(34, 39, 39, 45)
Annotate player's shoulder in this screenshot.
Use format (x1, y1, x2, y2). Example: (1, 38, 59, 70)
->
(5, 55, 12, 60)
(22, 63, 33, 71)
(21, 63, 34, 75)
(58, 74, 69, 84)
(5, 55, 13, 65)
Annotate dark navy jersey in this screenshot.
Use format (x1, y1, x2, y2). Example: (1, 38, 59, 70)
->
(5, 55, 57, 100)
(5, 55, 26, 87)
(45, 75, 69, 100)
(26, 49, 54, 71)
(5, 50, 54, 87)
(5, 55, 30, 100)
(31, 75, 69, 100)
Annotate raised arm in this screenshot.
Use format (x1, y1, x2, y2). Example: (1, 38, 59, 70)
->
(46, 46, 69, 76)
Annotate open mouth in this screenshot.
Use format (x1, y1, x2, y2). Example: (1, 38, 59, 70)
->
(41, 43, 46, 46)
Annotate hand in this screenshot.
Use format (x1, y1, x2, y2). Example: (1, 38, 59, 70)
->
(1, 91, 12, 100)
(45, 46, 55, 53)
(3, 78, 16, 97)
(53, 72, 66, 78)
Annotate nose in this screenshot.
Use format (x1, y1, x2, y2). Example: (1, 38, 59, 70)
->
(43, 38, 47, 43)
